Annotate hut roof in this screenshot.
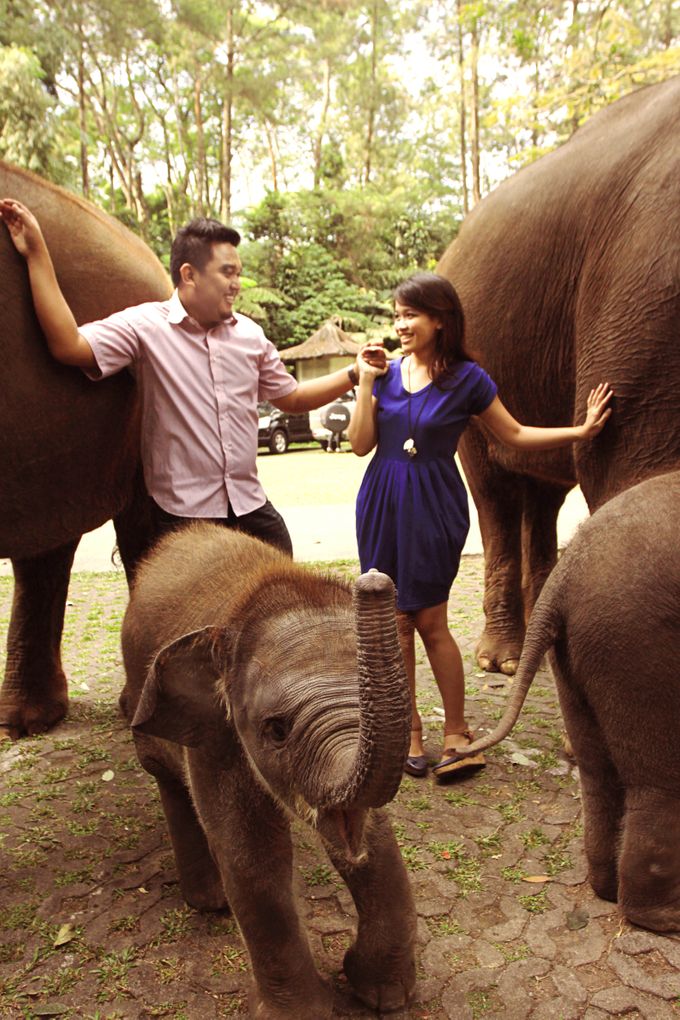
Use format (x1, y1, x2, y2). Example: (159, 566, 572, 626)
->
(281, 319, 362, 361)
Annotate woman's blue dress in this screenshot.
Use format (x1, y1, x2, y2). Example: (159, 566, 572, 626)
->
(356, 358, 497, 612)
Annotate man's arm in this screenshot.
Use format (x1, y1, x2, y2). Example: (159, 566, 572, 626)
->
(273, 345, 387, 414)
(274, 367, 356, 413)
(0, 199, 97, 370)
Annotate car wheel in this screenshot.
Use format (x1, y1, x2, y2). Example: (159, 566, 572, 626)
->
(269, 428, 289, 454)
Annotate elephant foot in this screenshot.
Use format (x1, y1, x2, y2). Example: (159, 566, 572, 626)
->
(587, 865, 618, 904)
(251, 980, 333, 1019)
(182, 881, 230, 913)
(476, 630, 522, 675)
(0, 683, 68, 740)
(343, 944, 416, 1013)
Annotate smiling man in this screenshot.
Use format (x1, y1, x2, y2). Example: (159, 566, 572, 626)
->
(1, 203, 377, 555)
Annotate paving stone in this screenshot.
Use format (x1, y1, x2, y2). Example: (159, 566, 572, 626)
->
(609, 945, 679, 999)
(532, 996, 582, 1020)
(441, 984, 474, 1019)
(474, 939, 507, 968)
(590, 984, 678, 1018)
(550, 964, 589, 1003)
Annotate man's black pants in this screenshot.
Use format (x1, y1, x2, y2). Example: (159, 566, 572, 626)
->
(151, 499, 293, 557)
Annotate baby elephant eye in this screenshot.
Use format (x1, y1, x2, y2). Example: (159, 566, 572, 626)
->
(263, 716, 291, 746)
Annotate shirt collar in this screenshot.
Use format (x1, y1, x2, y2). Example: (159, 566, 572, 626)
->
(168, 290, 238, 329)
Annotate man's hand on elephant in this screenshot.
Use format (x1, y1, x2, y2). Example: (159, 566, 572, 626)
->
(0, 198, 46, 259)
(582, 382, 613, 438)
(356, 341, 388, 380)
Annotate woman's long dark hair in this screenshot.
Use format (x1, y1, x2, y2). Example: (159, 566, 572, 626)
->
(394, 272, 474, 385)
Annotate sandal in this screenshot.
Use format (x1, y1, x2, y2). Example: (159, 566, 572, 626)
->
(404, 726, 428, 778)
(432, 728, 485, 781)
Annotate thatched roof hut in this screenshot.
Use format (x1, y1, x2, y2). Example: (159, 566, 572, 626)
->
(280, 319, 361, 382)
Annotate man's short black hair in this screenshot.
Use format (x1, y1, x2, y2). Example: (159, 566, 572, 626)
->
(170, 218, 241, 286)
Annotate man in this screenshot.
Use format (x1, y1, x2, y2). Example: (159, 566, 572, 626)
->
(0, 201, 381, 555)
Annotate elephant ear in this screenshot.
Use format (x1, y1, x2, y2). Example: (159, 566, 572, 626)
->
(131, 627, 235, 760)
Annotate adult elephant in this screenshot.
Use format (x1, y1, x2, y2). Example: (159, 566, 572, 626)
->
(437, 75, 680, 674)
(0, 161, 170, 738)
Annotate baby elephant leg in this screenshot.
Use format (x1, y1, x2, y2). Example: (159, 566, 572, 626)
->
(559, 689, 623, 902)
(617, 786, 680, 934)
(133, 739, 227, 911)
(154, 774, 229, 912)
(324, 809, 417, 1012)
(189, 757, 333, 1020)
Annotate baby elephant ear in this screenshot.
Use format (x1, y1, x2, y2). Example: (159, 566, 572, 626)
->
(131, 627, 233, 753)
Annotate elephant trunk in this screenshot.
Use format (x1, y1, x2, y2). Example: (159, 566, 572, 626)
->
(459, 576, 563, 758)
(317, 570, 410, 810)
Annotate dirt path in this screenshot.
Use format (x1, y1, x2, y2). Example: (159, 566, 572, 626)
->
(0, 559, 678, 1019)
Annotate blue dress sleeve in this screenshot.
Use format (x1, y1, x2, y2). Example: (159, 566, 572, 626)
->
(467, 363, 498, 415)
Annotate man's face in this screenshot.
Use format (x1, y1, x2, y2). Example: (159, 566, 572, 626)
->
(181, 242, 242, 329)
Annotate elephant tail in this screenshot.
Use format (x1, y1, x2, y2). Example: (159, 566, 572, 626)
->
(459, 568, 565, 758)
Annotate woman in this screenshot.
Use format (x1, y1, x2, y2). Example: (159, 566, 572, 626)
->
(348, 273, 611, 780)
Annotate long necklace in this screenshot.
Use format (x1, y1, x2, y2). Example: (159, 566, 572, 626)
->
(403, 357, 432, 458)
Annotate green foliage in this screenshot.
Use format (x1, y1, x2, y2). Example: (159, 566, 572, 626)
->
(0, 45, 56, 173)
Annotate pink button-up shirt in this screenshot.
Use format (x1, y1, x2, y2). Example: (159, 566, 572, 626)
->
(80, 291, 297, 517)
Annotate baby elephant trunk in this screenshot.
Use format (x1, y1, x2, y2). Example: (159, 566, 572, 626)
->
(319, 570, 410, 811)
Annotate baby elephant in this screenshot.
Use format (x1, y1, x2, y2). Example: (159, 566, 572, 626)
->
(120, 523, 416, 1018)
(458, 470, 680, 933)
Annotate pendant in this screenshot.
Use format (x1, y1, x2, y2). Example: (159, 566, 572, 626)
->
(403, 438, 417, 457)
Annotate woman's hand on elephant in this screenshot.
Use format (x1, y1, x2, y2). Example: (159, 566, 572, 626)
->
(357, 342, 388, 380)
(0, 198, 46, 259)
(582, 382, 613, 438)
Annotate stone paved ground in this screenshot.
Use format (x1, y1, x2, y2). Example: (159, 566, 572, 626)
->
(0, 557, 678, 1019)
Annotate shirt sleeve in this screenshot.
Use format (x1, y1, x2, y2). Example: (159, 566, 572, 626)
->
(79, 309, 142, 381)
(467, 363, 498, 415)
(257, 338, 298, 401)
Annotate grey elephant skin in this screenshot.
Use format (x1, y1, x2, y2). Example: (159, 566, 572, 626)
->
(120, 524, 417, 1018)
(437, 76, 680, 676)
(0, 161, 170, 739)
(459, 471, 680, 933)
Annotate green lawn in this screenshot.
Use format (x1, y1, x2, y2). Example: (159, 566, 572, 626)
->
(256, 445, 372, 506)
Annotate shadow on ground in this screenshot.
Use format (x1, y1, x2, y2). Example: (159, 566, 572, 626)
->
(0, 558, 678, 1019)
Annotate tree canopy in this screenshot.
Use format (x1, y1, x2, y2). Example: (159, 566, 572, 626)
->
(1, 0, 677, 342)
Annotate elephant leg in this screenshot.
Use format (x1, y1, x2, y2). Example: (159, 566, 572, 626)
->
(112, 466, 156, 585)
(0, 540, 78, 739)
(459, 432, 525, 674)
(155, 775, 229, 912)
(520, 478, 570, 622)
(557, 674, 623, 901)
(322, 810, 417, 1012)
(188, 756, 333, 1020)
(617, 787, 680, 933)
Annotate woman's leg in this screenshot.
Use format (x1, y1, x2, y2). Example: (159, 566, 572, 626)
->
(413, 602, 468, 757)
(396, 611, 424, 759)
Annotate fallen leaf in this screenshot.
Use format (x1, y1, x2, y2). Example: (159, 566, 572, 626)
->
(101, 770, 114, 782)
(30, 1005, 69, 1017)
(440, 851, 451, 860)
(53, 923, 76, 947)
(566, 907, 589, 930)
(509, 752, 536, 767)
(522, 875, 551, 884)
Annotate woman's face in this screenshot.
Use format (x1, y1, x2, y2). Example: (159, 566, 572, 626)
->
(394, 302, 441, 359)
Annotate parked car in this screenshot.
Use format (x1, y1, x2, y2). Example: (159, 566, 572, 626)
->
(257, 401, 314, 454)
(309, 391, 357, 450)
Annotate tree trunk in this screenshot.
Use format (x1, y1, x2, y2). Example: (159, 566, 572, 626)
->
(363, 0, 379, 186)
(220, 6, 235, 223)
(456, 0, 469, 215)
(313, 56, 332, 188)
(469, 18, 481, 205)
(193, 75, 207, 216)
